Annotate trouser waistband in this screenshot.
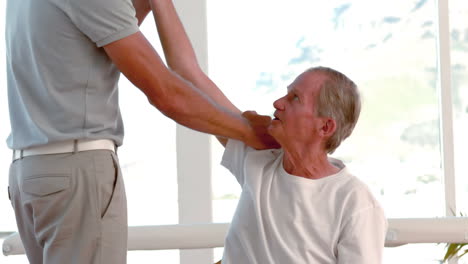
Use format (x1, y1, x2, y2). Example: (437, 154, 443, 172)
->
(12, 139, 116, 161)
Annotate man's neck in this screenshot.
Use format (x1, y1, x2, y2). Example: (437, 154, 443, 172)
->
(282, 149, 339, 180)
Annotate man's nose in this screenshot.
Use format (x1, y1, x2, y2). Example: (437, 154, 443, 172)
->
(273, 97, 284, 110)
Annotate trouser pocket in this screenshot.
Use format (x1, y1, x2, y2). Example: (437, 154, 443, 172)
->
(21, 174, 72, 244)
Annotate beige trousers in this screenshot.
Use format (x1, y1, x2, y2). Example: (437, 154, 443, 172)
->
(8, 150, 127, 264)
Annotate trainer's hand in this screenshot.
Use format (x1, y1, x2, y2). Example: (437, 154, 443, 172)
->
(243, 111, 280, 150)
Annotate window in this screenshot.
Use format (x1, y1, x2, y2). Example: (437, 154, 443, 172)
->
(1, 0, 467, 263)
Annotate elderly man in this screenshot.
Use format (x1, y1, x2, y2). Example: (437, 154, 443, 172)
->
(150, 0, 387, 263)
(219, 68, 388, 264)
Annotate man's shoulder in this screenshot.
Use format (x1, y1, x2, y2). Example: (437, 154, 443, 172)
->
(325, 164, 381, 209)
(246, 145, 282, 164)
(228, 139, 282, 157)
(338, 174, 383, 215)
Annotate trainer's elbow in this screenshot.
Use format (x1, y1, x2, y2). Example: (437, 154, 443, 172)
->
(148, 90, 182, 118)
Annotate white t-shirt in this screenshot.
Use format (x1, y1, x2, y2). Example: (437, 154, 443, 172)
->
(221, 140, 387, 264)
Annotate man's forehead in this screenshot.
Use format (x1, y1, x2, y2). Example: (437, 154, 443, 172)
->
(288, 71, 326, 92)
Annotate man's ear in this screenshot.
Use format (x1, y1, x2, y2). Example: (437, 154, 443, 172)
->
(319, 118, 336, 137)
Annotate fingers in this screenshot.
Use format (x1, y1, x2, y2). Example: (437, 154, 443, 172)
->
(241, 110, 257, 118)
(242, 111, 272, 124)
(241, 110, 279, 149)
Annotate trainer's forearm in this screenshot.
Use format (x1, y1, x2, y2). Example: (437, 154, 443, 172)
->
(157, 71, 253, 145)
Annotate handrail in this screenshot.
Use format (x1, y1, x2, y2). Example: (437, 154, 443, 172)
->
(0, 232, 15, 239)
(3, 218, 468, 256)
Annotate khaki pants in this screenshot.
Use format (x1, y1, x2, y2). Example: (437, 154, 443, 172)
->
(8, 150, 127, 264)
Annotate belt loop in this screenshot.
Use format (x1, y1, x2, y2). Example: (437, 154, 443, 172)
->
(73, 139, 78, 154)
(20, 150, 23, 159)
(114, 144, 118, 155)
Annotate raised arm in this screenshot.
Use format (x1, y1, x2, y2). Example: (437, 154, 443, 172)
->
(103, 32, 267, 148)
(149, 0, 242, 147)
(149, 0, 238, 113)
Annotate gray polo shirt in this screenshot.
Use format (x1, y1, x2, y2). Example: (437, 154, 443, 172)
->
(5, 0, 139, 149)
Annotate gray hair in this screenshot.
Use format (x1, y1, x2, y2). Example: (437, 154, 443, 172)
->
(308, 66, 361, 154)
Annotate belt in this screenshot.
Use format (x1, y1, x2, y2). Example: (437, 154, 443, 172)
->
(13, 139, 116, 161)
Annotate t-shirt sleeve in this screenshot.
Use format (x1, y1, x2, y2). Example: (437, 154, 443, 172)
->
(66, 0, 140, 47)
(221, 139, 251, 186)
(336, 206, 388, 264)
